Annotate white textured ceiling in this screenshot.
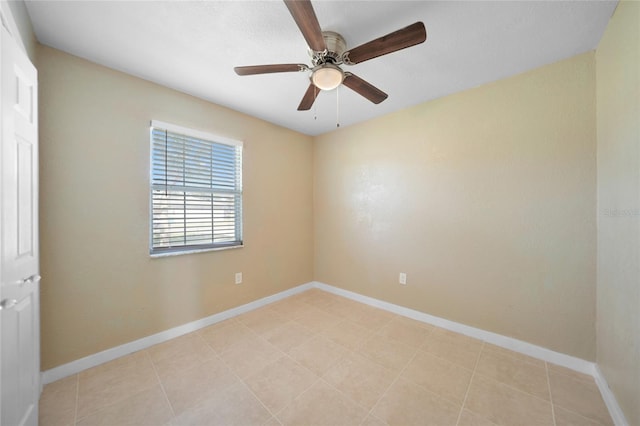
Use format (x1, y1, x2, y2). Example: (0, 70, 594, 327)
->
(25, 0, 617, 136)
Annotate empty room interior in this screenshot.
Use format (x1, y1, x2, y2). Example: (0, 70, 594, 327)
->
(0, 0, 638, 425)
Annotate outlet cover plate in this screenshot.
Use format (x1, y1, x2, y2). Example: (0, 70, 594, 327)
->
(399, 273, 407, 285)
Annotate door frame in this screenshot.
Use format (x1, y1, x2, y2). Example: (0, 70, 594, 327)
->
(0, 3, 31, 56)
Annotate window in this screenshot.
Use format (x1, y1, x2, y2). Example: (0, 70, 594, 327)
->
(150, 120, 243, 255)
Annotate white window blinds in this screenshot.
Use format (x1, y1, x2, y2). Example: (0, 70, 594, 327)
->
(150, 121, 243, 255)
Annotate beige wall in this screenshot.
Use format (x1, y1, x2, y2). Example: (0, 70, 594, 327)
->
(38, 45, 602, 369)
(31, 4, 640, 420)
(38, 45, 314, 369)
(596, 2, 640, 424)
(314, 53, 597, 360)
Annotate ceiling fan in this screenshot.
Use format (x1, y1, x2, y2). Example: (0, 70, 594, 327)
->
(234, 0, 427, 111)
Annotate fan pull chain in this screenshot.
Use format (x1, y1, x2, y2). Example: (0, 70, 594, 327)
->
(314, 86, 318, 121)
(336, 86, 340, 128)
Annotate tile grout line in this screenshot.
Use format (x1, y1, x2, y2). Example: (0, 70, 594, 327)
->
(462, 338, 562, 406)
(70, 352, 169, 423)
(288, 338, 346, 379)
(203, 297, 338, 423)
(51, 289, 597, 426)
(482, 344, 547, 369)
(472, 367, 560, 405)
(277, 306, 383, 423)
(361, 330, 429, 425)
(327, 314, 410, 424)
(276, 297, 405, 425)
(416, 330, 484, 372)
(396, 348, 478, 408)
(551, 404, 610, 425)
(272, 375, 324, 421)
(544, 361, 614, 424)
(456, 343, 563, 424)
(316, 375, 382, 426)
(547, 364, 597, 385)
(200, 323, 285, 423)
(207, 315, 312, 362)
(455, 341, 485, 426)
(231, 368, 282, 423)
(340, 309, 417, 425)
(73, 373, 80, 426)
(215, 320, 319, 424)
(146, 350, 177, 421)
(545, 362, 557, 426)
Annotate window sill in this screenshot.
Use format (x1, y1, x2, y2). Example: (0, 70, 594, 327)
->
(150, 244, 243, 258)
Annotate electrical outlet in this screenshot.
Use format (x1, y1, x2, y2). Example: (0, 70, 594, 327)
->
(399, 272, 407, 285)
(235, 272, 242, 284)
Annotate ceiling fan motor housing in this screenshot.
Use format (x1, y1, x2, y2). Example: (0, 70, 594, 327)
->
(310, 31, 347, 65)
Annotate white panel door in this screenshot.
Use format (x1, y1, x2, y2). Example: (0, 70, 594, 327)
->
(0, 23, 40, 426)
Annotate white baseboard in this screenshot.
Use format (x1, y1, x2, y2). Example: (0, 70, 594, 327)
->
(312, 281, 631, 425)
(593, 365, 629, 426)
(41, 281, 314, 385)
(312, 281, 595, 375)
(41, 279, 627, 426)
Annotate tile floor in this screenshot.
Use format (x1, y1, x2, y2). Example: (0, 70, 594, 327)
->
(39, 289, 613, 426)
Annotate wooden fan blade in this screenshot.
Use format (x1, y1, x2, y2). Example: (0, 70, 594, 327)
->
(342, 73, 388, 104)
(343, 22, 426, 65)
(283, 0, 327, 52)
(234, 64, 307, 76)
(297, 84, 320, 110)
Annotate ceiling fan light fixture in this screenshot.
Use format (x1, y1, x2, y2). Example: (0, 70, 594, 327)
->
(312, 64, 344, 91)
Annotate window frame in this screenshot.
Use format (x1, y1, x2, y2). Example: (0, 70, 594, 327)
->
(149, 120, 243, 257)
